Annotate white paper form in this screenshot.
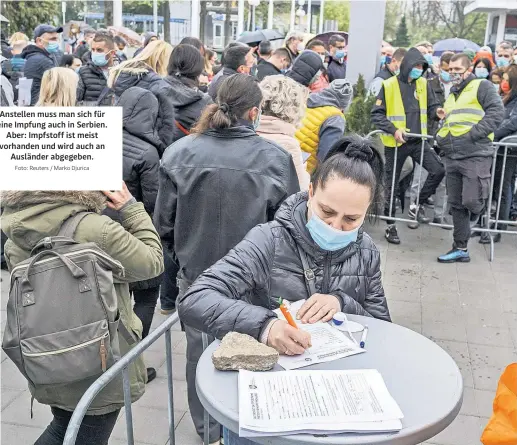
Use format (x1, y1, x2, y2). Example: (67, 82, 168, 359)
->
(238, 369, 403, 437)
(277, 322, 364, 370)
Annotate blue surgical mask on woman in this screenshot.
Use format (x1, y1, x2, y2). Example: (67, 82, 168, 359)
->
(409, 67, 423, 80)
(440, 69, 451, 83)
(424, 54, 434, 66)
(497, 57, 510, 68)
(306, 203, 360, 251)
(92, 52, 109, 67)
(45, 41, 60, 53)
(475, 67, 489, 79)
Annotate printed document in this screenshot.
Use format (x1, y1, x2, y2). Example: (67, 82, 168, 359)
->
(238, 369, 403, 437)
(277, 322, 364, 370)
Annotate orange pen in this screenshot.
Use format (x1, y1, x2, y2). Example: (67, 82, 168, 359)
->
(278, 298, 298, 329)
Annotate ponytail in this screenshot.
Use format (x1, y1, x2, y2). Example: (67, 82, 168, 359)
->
(191, 73, 262, 134)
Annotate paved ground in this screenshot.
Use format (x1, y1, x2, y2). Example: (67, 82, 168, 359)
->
(1, 221, 516, 445)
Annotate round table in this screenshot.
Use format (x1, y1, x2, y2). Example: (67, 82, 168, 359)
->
(196, 315, 463, 445)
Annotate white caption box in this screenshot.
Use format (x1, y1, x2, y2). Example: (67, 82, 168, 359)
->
(0, 107, 123, 190)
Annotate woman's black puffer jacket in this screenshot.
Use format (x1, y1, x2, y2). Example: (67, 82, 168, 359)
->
(110, 86, 163, 290)
(178, 192, 390, 341)
(164, 74, 212, 141)
(111, 62, 176, 154)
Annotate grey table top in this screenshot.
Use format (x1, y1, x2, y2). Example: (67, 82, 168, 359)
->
(196, 315, 463, 445)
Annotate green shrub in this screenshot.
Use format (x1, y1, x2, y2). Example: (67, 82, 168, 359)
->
(345, 74, 377, 136)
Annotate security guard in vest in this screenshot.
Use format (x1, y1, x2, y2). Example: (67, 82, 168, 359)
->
(371, 47, 445, 245)
(436, 53, 504, 263)
(296, 79, 353, 173)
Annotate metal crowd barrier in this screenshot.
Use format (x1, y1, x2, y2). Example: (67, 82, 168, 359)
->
(485, 136, 517, 261)
(365, 130, 517, 261)
(63, 312, 180, 445)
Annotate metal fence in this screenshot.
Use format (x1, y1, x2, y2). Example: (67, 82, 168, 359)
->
(365, 130, 517, 261)
(63, 312, 180, 445)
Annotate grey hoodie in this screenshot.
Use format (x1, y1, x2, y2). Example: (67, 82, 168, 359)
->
(307, 87, 349, 161)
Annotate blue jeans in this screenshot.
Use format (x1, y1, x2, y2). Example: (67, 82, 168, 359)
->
(223, 428, 258, 445)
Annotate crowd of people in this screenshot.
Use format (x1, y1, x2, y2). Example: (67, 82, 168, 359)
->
(0, 22, 516, 445)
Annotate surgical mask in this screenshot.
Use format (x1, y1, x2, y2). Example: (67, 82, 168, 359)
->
(424, 54, 434, 66)
(497, 57, 510, 68)
(440, 70, 451, 83)
(409, 67, 423, 80)
(92, 52, 109, 67)
(514, 55, 517, 64)
(492, 82, 500, 91)
(335, 50, 345, 60)
(252, 108, 262, 130)
(45, 41, 60, 53)
(280, 68, 288, 74)
(296, 43, 304, 52)
(323, 62, 328, 69)
(380, 55, 387, 67)
(116, 50, 124, 57)
(394, 68, 400, 76)
(475, 67, 489, 79)
(75, 67, 81, 74)
(306, 203, 360, 251)
(450, 72, 465, 86)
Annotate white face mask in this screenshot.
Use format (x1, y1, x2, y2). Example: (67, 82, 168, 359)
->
(296, 42, 304, 52)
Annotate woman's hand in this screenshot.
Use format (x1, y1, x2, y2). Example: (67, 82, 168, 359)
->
(102, 182, 134, 211)
(297, 294, 341, 324)
(267, 320, 312, 355)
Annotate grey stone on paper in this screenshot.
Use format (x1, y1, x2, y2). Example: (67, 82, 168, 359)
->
(212, 332, 279, 371)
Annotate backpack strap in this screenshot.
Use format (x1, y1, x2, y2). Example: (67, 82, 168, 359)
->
(175, 120, 190, 136)
(296, 243, 317, 297)
(58, 212, 93, 239)
(59, 211, 137, 346)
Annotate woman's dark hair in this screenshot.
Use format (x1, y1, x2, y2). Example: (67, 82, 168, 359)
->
(490, 68, 503, 82)
(504, 64, 517, 104)
(113, 35, 127, 47)
(311, 135, 385, 219)
(473, 58, 492, 78)
(192, 74, 262, 134)
(179, 36, 204, 53)
(168, 44, 205, 88)
(59, 54, 75, 67)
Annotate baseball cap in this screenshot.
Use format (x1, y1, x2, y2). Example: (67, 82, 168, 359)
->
(34, 24, 64, 39)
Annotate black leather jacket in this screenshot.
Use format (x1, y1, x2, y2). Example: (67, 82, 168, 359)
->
(154, 124, 300, 284)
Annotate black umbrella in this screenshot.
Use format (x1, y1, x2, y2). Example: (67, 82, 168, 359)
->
(308, 31, 349, 47)
(236, 29, 285, 45)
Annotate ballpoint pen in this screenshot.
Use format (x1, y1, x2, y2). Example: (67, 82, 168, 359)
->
(278, 297, 298, 329)
(360, 325, 369, 349)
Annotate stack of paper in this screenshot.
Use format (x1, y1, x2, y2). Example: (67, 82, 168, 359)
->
(238, 369, 403, 437)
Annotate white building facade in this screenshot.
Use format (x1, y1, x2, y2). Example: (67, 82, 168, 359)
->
(465, 0, 517, 46)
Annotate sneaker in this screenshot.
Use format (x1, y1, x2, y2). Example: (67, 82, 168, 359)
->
(422, 197, 435, 207)
(385, 225, 400, 244)
(146, 367, 157, 383)
(160, 307, 176, 315)
(433, 216, 452, 230)
(437, 248, 470, 263)
(479, 232, 501, 244)
(408, 204, 431, 224)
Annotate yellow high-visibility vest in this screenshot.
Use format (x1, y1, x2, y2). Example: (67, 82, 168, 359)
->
(437, 79, 494, 141)
(295, 106, 344, 174)
(380, 76, 428, 147)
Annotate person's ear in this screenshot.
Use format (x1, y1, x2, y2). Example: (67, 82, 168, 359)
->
(248, 106, 258, 121)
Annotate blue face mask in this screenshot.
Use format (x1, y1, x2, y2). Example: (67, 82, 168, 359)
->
(252, 108, 262, 131)
(475, 67, 489, 79)
(335, 50, 346, 60)
(440, 69, 451, 83)
(46, 41, 60, 53)
(306, 203, 360, 251)
(409, 67, 423, 80)
(497, 57, 510, 68)
(424, 54, 434, 66)
(92, 52, 109, 67)
(116, 50, 124, 57)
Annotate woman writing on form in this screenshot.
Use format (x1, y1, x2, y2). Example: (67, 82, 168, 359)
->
(179, 134, 391, 352)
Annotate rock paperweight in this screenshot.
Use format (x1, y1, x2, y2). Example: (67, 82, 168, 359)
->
(212, 332, 279, 371)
